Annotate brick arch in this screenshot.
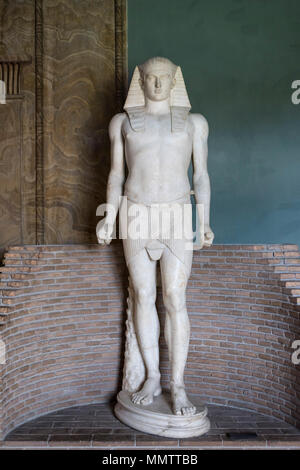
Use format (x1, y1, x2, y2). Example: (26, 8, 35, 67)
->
(0, 243, 299, 438)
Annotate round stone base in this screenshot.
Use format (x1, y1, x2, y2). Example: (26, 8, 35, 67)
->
(114, 390, 210, 438)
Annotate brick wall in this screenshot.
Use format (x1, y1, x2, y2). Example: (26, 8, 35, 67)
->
(0, 243, 299, 438)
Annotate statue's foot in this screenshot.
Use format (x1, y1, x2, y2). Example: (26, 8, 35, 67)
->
(131, 377, 162, 406)
(171, 384, 196, 416)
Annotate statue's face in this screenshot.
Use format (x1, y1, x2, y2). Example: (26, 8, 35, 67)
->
(140, 64, 175, 102)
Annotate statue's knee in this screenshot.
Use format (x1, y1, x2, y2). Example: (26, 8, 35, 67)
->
(164, 287, 185, 312)
(134, 286, 156, 306)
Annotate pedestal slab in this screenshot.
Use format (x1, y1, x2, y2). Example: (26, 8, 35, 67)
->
(114, 390, 210, 438)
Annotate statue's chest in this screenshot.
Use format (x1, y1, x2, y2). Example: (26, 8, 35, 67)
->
(124, 115, 191, 150)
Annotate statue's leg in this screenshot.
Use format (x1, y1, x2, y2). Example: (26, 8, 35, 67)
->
(160, 247, 196, 416)
(126, 249, 162, 405)
(164, 310, 172, 362)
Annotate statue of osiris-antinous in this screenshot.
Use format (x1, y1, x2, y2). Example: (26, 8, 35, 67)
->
(97, 57, 214, 437)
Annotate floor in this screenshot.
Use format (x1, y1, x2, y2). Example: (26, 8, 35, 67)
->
(1, 402, 300, 449)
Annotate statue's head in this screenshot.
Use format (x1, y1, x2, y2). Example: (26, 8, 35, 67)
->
(124, 56, 191, 132)
(138, 57, 177, 102)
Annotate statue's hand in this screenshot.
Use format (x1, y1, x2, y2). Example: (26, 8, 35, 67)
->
(96, 218, 114, 245)
(203, 225, 214, 247)
(198, 224, 214, 249)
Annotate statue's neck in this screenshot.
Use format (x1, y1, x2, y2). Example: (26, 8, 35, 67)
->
(144, 97, 170, 115)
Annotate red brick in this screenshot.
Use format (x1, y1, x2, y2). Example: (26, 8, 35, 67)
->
(0, 242, 299, 439)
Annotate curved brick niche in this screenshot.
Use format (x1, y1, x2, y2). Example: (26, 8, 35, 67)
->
(0, 243, 299, 438)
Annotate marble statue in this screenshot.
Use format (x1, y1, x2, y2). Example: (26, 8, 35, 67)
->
(97, 57, 214, 437)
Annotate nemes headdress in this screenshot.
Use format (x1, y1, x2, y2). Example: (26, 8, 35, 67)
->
(124, 57, 191, 132)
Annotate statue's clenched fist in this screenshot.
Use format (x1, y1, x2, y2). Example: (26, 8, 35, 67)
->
(197, 224, 214, 249)
(203, 224, 214, 247)
(96, 218, 114, 245)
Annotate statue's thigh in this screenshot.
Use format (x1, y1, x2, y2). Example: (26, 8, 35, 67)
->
(160, 247, 193, 293)
(126, 248, 157, 293)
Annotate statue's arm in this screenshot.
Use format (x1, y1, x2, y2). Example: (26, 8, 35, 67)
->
(106, 113, 126, 224)
(97, 113, 125, 244)
(191, 113, 214, 246)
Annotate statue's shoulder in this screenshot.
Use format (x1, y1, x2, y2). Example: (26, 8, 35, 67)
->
(109, 112, 127, 137)
(109, 112, 127, 127)
(189, 113, 209, 138)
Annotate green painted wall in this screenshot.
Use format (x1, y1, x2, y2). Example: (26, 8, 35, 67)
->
(128, 0, 300, 245)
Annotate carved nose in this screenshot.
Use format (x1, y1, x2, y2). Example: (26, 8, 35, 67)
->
(155, 77, 161, 88)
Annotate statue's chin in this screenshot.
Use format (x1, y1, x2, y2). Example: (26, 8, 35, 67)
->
(147, 93, 169, 102)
